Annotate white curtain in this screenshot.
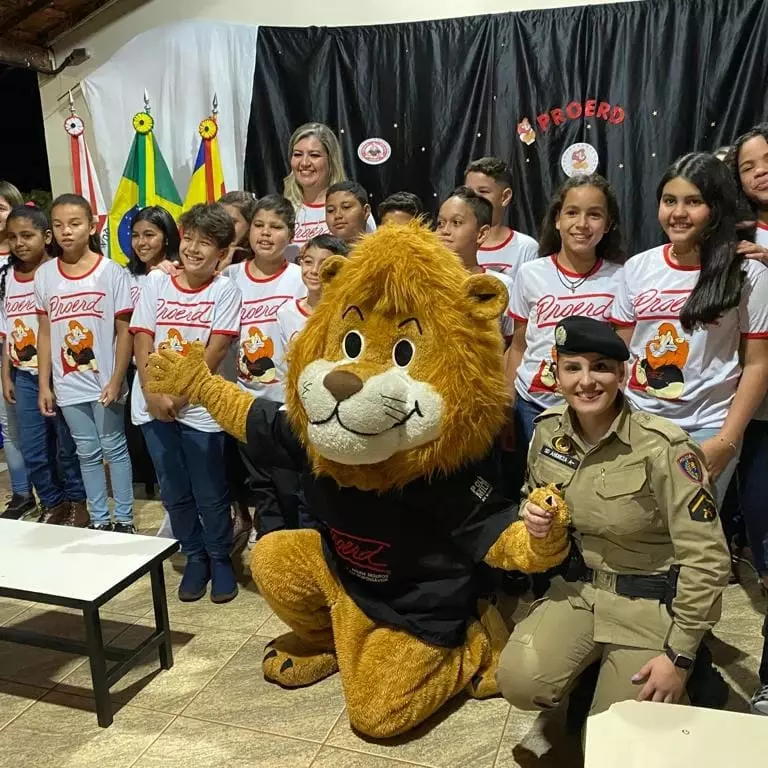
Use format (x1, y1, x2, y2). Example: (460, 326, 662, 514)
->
(82, 20, 259, 203)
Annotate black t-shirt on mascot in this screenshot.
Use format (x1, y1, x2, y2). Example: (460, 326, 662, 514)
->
(245, 400, 515, 648)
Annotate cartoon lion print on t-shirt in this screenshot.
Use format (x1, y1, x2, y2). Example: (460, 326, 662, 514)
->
(239, 325, 277, 384)
(628, 321, 690, 399)
(157, 329, 190, 357)
(10, 319, 37, 369)
(61, 320, 98, 374)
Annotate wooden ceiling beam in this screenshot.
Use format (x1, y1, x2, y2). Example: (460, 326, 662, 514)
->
(0, 0, 56, 32)
(0, 36, 53, 71)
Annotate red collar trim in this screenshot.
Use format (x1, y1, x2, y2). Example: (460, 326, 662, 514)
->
(663, 243, 700, 271)
(479, 229, 515, 252)
(171, 274, 214, 293)
(550, 253, 602, 279)
(56, 254, 102, 280)
(245, 259, 289, 283)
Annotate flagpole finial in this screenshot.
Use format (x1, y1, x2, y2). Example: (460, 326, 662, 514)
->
(68, 90, 75, 115)
(212, 93, 218, 116)
(144, 89, 151, 114)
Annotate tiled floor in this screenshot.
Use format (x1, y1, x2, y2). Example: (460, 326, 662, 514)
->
(0, 486, 765, 768)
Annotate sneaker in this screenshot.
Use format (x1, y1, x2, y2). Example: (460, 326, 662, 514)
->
(68, 500, 89, 528)
(1, 493, 37, 520)
(178, 556, 210, 602)
(113, 522, 137, 534)
(88, 523, 113, 532)
(247, 526, 259, 549)
(37, 501, 72, 525)
(210, 557, 239, 603)
(752, 684, 768, 715)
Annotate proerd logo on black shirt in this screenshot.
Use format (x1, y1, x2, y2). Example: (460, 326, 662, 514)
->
(329, 528, 391, 583)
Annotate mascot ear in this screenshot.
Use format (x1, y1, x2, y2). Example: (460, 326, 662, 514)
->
(463, 273, 507, 322)
(319, 255, 348, 287)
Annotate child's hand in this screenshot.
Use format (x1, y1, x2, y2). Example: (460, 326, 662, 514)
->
(39, 386, 56, 417)
(3, 379, 15, 405)
(99, 379, 123, 407)
(154, 260, 181, 276)
(146, 392, 177, 422)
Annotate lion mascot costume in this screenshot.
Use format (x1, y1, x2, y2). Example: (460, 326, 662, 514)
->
(145, 222, 570, 738)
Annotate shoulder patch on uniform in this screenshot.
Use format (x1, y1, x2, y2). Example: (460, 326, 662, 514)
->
(533, 404, 567, 425)
(688, 487, 717, 522)
(677, 452, 703, 483)
(632, 411, 689, 445)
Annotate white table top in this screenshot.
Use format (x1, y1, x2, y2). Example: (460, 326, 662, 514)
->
(0, 519, 178, 606)
(585, 700, 768, 766)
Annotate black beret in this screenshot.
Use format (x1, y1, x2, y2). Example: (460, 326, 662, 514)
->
(554, 316, 629, 362)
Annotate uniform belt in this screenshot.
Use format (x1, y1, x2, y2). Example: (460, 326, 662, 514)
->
(581, 567, 669, 600)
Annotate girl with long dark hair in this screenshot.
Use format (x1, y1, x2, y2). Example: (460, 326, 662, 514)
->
(505, 173, 625, 446)
(611, 152, 768, 505)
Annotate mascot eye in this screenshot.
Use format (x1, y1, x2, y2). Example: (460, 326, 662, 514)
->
(392, 338, 415, 368)
(343, 330, 364, 359)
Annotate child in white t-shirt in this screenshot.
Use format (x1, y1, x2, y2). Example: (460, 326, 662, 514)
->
(610, 152, 768, 505)
(227, 195, 306, 540)
(325, 181, 371, 248)
(506, 174, 625, 447)
(35, 194, 135, 532)
(275, 234, 350, 390)
(729, 123, 768, 716)
(1, 205, 86, 526)
(132, 203, 242, 604)
(435, 186, 515, 342)
(465, 157, 538, 280)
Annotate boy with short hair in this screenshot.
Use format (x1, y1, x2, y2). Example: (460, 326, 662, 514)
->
(377, 191, 424, 226)
(131, 203, 242, 604)
(325, 181, 371, 245)
(464, 156, 538, 279)
(436, 186, 514, 342)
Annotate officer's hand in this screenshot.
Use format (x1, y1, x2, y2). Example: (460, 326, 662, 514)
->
(632, 654, 687, 703)
(521, 501, 553, 539)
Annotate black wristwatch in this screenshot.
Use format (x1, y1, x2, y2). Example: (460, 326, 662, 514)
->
(665, 646, 695, 670)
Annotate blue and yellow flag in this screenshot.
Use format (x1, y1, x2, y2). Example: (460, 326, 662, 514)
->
(108, 110, 182, 265)
(183, 116, 226, 211)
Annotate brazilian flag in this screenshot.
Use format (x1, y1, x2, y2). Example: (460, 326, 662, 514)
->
(108, 110, 182, 266)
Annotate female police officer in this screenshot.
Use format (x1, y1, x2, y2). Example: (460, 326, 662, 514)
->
(497, 315, 731, 715)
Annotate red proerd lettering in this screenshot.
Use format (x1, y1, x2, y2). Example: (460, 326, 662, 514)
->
(5, 295, 36, 317)
(49, 292, 105, 322)
(329, 528, 390, 573)
(240, 298, 289, 324)
(633, 289, 689, 318)
(535, 294, 613, 326)
(156, 299, 214, 325)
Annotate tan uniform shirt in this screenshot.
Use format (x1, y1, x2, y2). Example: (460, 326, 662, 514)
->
(524, 401, 731, 657)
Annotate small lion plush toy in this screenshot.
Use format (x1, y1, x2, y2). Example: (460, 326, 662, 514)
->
(145, 222, 570, 738)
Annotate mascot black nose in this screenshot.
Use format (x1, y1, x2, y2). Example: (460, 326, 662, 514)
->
(324, 370, 364, 402)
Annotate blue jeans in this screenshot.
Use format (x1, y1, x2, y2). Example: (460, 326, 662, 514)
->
(515, 395, 547, 448)
(60, 401, 134, 525)
(0, 383, 30, 497)
(141, 421, 232, 558)
(688, 428, 739, 506)
(736, 420, 768, 576)
(12, 370, 85, 508)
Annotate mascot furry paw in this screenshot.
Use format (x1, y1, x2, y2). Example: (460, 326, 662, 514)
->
(146, 221, 570, 738)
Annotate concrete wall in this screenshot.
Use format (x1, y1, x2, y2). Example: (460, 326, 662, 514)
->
(39, 0, 641, 196)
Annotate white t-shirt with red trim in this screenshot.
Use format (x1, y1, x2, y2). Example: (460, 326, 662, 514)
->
(752, 223, 768, 420)
(1, 268, 41, 374)
(609, 244, 768, 431)
(227, 260, 306, 402)
(275, 298, 311, 399)
(510, 255, 622, 409)
(129, 271, 241, 431)
(34, 256, 133, 407)
(477, 229, 539, 282)
(286, 202, 377, 262)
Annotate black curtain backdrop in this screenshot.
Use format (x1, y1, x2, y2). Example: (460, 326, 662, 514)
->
(244, 0, 768, 255)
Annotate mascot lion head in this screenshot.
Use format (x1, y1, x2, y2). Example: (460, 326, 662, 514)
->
(284, 221, 508, 491)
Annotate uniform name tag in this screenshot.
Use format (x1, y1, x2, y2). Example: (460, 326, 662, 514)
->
(540, 445, 580, 469)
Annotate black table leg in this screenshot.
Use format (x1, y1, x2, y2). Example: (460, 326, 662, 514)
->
(83, 606, 112, 727)
(150, 563, 173, 670)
